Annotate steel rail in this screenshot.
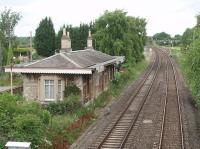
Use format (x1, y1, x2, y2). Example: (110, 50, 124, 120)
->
(158, 52, 169, 149)
(95, 48, 161, 149)
(119, 48, 165, 149)
(158, 49, 184, 149)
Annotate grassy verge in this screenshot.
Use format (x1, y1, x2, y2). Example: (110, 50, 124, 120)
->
(48, 60, 149, 147)
(169, 47, 200, 107)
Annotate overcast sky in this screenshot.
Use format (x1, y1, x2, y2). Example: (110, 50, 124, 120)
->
(0, 0, 199, 37)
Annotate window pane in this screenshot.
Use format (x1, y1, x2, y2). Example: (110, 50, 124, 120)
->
(58, 80, 62, 99)
(44, 80, 54, 100)
(45, 85, 49, 99)
(50, 80, 54, 85)
(50, 85, 54, 99)
(45, 80, 49, 85)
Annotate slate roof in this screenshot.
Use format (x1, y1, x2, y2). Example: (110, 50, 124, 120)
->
(64, 49, 114, 68)
(21, 49, 116, 69)
(26, 54, 79, 68)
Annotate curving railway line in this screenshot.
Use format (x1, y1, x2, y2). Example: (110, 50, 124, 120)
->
(89, 47, 185, 149)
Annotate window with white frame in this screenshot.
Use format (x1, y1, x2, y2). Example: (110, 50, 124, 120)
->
(58, 80, 62, 100)
(44, 80, 54, 101)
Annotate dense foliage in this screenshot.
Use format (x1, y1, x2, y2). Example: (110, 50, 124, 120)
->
(153, 32, 171, 46)
(94, 10, 147, 63)
(153, 32, 182, 46)
(181, 28, 194, 51)
(46, 94, 81, 115)
(0, 93, 50, 148)
(34, 17, 55, 57)
(173, 34, 182, 47)
(64, 84, 81, 97)
(182, 15, 200, 106)
(0, 8, 21, 66)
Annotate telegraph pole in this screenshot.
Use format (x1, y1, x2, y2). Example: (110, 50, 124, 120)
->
(30, 31, 32, 61)
(10, 57, 15, 95)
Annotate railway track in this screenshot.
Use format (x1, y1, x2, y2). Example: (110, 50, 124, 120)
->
(158, 50, 184, 149)
(90, 48, 162, 149)
(89, 47, 185, 149)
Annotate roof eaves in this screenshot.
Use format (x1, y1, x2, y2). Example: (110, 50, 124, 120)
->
(5, 67, 92, 74)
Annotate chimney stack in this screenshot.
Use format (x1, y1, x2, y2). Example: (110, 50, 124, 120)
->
(87, 30, 93, 49)
(60, 28, 72, 53)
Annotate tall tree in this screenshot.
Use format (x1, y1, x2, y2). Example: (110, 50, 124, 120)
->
(94, 10, 147, 63)
(34, 17, 55, 57)
(0, 8, 21, 65)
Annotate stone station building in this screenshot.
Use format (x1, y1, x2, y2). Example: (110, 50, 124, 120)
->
(5, 29, 124, 103)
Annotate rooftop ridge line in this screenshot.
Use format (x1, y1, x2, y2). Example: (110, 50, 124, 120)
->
(24, 53, 60, 67)
(60, 53, 82, 68)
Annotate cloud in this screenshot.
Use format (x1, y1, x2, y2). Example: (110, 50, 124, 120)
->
(0, 0, 198, 36)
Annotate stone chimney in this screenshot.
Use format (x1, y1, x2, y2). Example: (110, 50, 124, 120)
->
(87, 30, 93, 49)
(60, 28, 72, 53)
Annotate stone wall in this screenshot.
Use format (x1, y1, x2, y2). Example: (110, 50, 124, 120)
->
(22, 65, 114, 103)
(23, 74, 39, 100)
(71, 75, 84, 102)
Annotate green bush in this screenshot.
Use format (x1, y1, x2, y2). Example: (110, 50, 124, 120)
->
(46, 101, 65, 115)
(0, 144, 3, 149)
(41, 110, 51, 125)
(0, 93, 20, 134)
(112, 72, 121, 85)
(0, 93, 51, 147)
(64, 95, 81, 113)
(64, 84, 81, 97)
(46, 95, 81, 115)
(10, 114, 45, 148)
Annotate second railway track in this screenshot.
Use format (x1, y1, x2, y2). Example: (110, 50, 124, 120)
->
(90, 47, 185, 149)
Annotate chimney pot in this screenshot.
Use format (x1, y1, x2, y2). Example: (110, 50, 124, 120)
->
(61, 28, 72, 52)
(87, 30, 93, 49)
(63, 28, 66, 36)
(67, 31, 70, 37)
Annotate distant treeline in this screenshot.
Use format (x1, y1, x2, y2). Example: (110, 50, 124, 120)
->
(152, 32, 182, 47)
